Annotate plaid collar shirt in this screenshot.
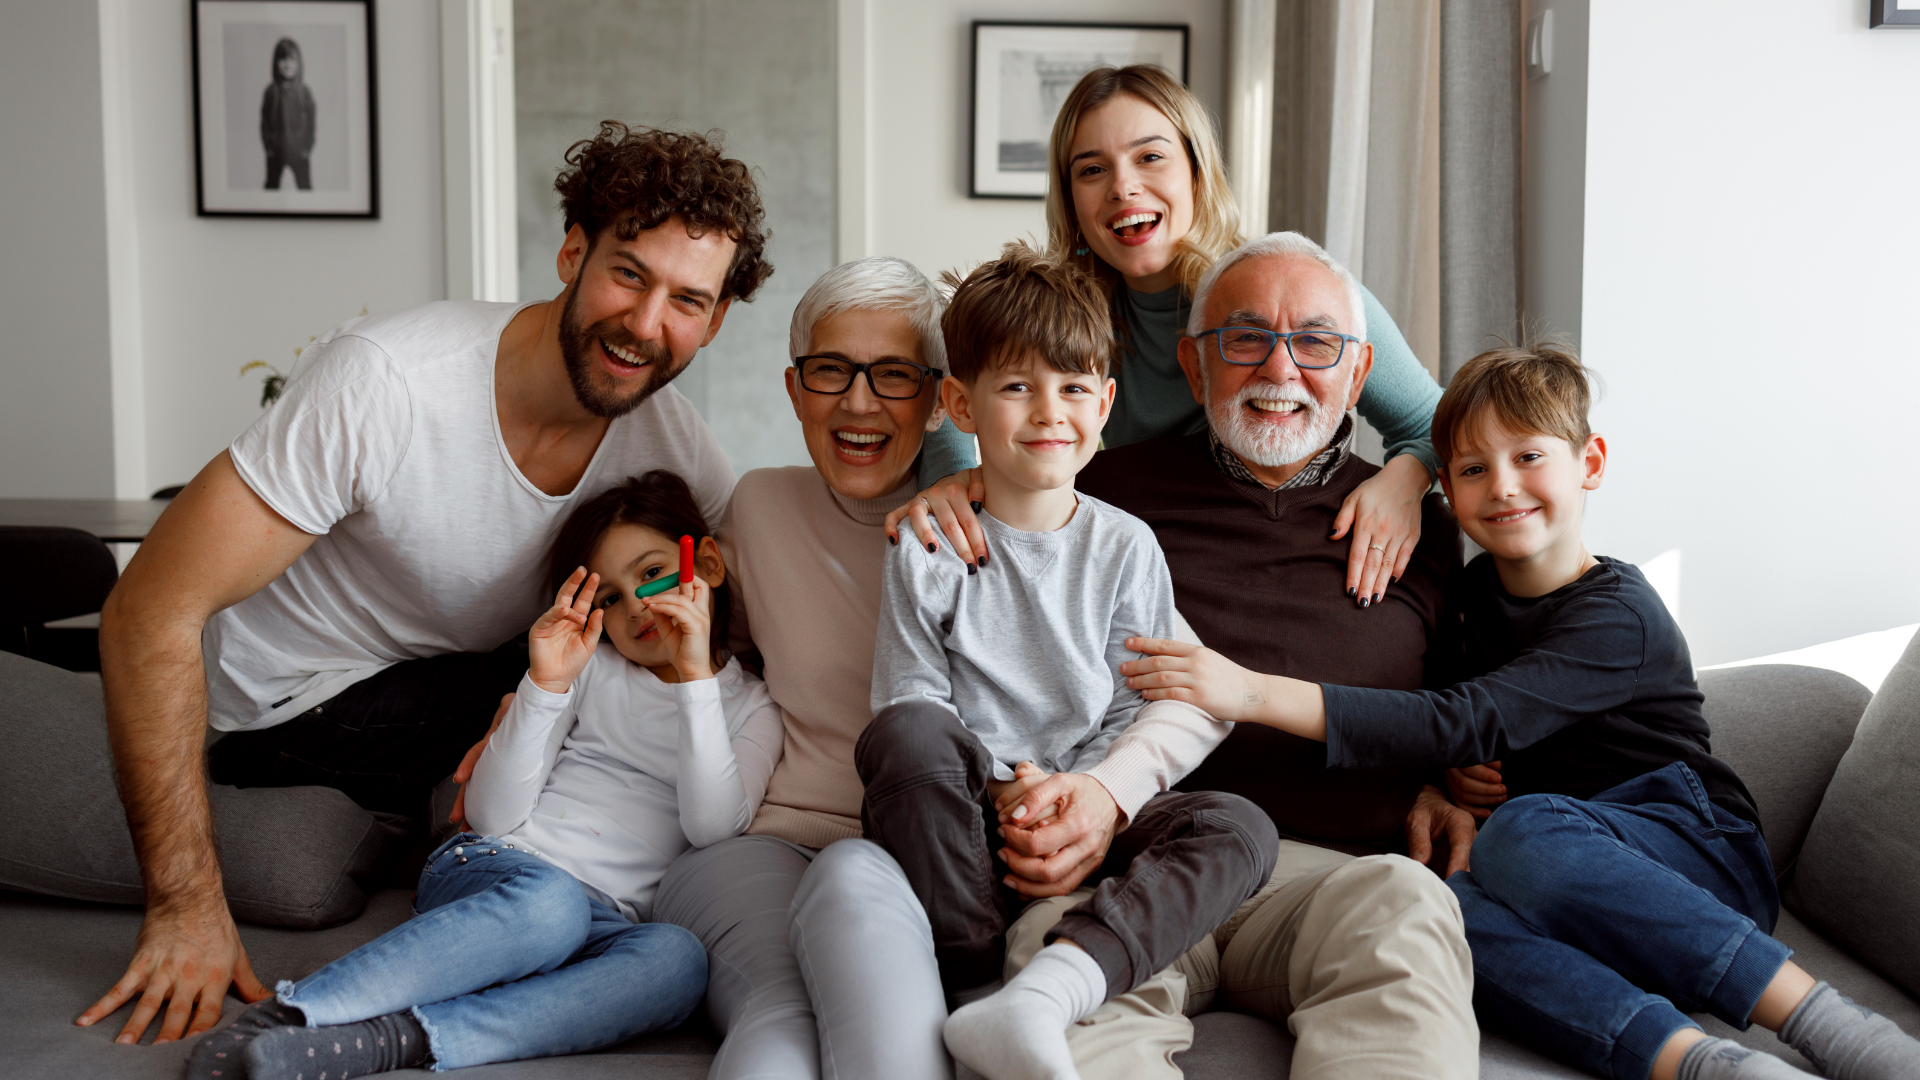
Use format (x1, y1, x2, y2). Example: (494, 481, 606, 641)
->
(1208, 413, 1357, 494)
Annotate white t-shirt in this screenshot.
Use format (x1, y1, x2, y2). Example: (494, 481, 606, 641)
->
(466, 648, 785, 922)
(205, 300, 736, 732)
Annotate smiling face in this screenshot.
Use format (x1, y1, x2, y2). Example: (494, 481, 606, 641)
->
(1178, 254, 1373, 485)
(1066, 93, 1196, 293)
(944, 351, 1115, 502)
(584, 522, 725, 669)
(787, 307, 945, 502)
(1443, 415, 1606, 576)
(555, 218, 737, 418)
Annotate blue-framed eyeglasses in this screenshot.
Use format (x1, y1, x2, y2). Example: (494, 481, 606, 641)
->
(1194, 327, 1359, 369)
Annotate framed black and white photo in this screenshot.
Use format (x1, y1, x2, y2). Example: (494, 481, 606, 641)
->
(192, 0, 379, 217)
(969, 21, 1188, 199)
(1870, 0, 1920, 28)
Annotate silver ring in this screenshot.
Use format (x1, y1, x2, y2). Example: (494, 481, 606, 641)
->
(1368, 543, 1386, 553)
(919, 496, 933, 513)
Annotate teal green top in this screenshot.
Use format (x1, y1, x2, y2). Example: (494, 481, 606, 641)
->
(919, 281, 1442, 486)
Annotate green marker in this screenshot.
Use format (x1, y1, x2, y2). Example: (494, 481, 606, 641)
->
(633, 572, 680, 599)
(634, 535, 697, 599)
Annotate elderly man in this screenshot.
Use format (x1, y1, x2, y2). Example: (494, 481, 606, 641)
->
(1074, 231, 1481, 1079)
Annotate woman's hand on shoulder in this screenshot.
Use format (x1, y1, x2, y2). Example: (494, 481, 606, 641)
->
(528, 567, 604, 694)
(1332, 453, 1431, 609)
(884, 469, 988, 566)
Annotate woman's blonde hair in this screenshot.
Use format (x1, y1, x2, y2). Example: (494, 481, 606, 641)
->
(1045, 65, 1242, 298)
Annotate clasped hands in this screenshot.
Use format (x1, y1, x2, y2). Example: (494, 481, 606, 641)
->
(987, 763, 1122, 899)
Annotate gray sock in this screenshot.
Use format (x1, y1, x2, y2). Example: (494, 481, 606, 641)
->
(185, 998, 305, 1079)
(1779, 981, 1920, 1080)
(1676, 1036, 1811, 1080)
(243, 1010, 428, 1080)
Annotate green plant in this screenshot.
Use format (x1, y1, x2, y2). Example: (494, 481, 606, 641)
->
(242, 306, 368, 407)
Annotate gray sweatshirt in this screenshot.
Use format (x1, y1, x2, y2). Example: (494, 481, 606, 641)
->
(872, 493, 1230, 818)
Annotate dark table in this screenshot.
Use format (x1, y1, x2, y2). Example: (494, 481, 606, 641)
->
(0, 499, 170, 543)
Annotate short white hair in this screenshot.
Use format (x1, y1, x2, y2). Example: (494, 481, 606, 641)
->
(1187, 231, 1368, 344)
(788, 256, 947, 371)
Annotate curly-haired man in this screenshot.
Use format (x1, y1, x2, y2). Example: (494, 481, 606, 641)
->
(58, 123, 773, 1046)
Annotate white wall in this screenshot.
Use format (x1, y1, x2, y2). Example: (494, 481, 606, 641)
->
(113, 0, 446, 492)
(849, 0, 1226, 281)
(0, 2, 446, 498)
(1562, 2, 1920, 664)
(0, 3, 117, 498)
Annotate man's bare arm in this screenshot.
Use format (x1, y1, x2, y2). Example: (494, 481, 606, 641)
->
(77, 451, 317, 1044)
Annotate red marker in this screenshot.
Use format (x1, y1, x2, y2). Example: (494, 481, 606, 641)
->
(678, 534, 696, 590)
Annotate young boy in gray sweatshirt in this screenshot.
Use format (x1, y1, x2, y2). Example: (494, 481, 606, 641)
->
(858, 243, 1278, 1080)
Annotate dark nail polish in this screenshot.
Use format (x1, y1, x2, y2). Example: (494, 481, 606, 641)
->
(1360, 596, 1371, 608)
(976, 556, 985, 569)
(1390, 575, 1399, 584)
(979, 552, 989, 567)
(927, 542, 937, 553)
(1346, 587, 1357, 598)
(888, 534, 897, 546)
(967, 562, 977, 576)
(971, 500, 983, 514)
(1373, 593, 1382, 605)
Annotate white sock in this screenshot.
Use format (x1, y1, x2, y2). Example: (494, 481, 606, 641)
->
(943, 944, 1107, 1080)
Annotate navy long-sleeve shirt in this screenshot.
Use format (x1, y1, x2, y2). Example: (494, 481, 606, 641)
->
(1322, 555, 1759, 824)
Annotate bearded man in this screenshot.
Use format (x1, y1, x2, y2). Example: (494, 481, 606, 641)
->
(1075, 232, 1481, 1080)
(59, 123, 769, 1046)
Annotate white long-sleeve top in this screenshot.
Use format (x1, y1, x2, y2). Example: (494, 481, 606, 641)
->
(466, 644, 784, 921)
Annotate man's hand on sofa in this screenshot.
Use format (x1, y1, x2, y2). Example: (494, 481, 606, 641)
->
(448, 692, 515, 829)
(995, 771, 1119, 899)
(1406, 784, 1476, 878)
(76, 896, 269, 1043)
(1445, 761, 1507, 820)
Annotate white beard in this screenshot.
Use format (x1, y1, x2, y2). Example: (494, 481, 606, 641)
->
(1205, 372, 1349, 468)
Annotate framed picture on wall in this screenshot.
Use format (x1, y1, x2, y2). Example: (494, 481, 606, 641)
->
(1870, 0, 1920, 27)
(191, 0, 379, 217)
(970, 21, 1189, 199)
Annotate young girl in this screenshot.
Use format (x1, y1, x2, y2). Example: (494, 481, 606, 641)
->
(190, 470, 783, 1079)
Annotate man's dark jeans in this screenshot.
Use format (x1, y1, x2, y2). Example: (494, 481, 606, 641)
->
(208, 643, 527, 820)
(856, 702, 1278, 999)
(1451, 762, 1790, 1080)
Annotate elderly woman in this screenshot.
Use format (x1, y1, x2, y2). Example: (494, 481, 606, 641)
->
(650, 256, 953, 1078)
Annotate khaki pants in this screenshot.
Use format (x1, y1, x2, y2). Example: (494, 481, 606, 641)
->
(1008, 840, 1478, 1080)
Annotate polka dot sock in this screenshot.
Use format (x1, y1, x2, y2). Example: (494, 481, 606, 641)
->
(186, 998, 305, 1079)
(242, 1010, 428, 1080)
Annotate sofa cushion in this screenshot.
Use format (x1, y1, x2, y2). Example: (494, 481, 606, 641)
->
(1698, 664, 1872, 876)
(0, 651, 406, 929)
(1786, 631, 1920, 998)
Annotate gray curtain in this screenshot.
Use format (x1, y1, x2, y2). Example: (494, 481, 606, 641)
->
(1438, 0, 1521, 381)
(1269, 0, 1521, 385)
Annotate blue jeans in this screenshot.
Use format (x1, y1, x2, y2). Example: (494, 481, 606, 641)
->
(1450, 763, 1792, 1080)
(278, 833, 707, 1071)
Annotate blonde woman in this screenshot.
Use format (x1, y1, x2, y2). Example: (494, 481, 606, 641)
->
(896, 64, 1442, 608)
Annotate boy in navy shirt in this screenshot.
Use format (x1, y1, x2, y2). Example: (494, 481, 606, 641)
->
(1120, 345, 1920, 1080)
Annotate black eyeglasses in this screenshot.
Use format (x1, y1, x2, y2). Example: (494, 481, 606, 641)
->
(1194, 327, 1359, 369)
(793, 355, 941, 400)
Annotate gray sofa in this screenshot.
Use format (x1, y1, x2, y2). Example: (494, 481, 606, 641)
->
(6, 647, 1919, 1079)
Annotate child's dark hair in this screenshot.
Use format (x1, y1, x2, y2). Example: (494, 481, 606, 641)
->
(545, 470, 729, 655)
(1432, 341, 1594, 467)
(940, 241, 1115, 383)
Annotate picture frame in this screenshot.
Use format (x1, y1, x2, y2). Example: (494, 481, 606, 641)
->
(191, 0, 379, 218)
(1870, 0, 1920, 28)
(969, 20, 1189, 200)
